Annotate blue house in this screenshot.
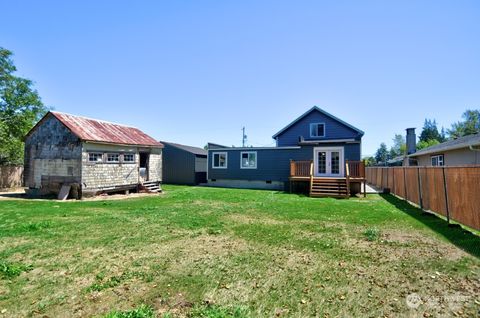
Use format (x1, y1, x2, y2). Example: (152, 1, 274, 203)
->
(207, 106, 366, 197)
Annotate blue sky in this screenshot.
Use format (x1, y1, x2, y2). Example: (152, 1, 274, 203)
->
(2, 1, 479, 156)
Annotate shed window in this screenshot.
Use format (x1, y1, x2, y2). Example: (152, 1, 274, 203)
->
(107, 153, 120, 163)
(310, 123, 325, 137)
(123, 154, 135, 162)
(240, 151, 257, 169)
(88, 153, 103, 162)
(431, 155, 444, 166)
(212, 152, 227, 169)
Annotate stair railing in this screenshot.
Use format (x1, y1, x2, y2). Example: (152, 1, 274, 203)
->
(345, 160, 351, 196)
(309, 161, 314, 194)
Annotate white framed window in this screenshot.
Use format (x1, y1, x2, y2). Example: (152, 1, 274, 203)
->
(212, 152, 227, 169)
(310, 123, 325, 137)
(107, 153, 120, 163)
(240, 151, 257, 169)
(88, 152, 103, 162)
(123, 153, 135, 163)
(431, 154, 444, 166)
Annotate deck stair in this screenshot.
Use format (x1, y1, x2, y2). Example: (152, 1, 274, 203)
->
(141, 181, 161, 193)
(309, 178, 349, 198)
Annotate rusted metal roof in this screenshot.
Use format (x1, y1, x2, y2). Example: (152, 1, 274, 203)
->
(49, 111, 163, 147)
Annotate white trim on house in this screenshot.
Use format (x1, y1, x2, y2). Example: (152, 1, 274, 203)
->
(106, 153, 120, 163)
(431, 154, 444, 166)
(210, 146, 301, 151)
(313, 146, 344, 177)
(310, 122, 326, 138)
(123, 153, 135, 163)
(299, 139, 358, 144)
(272, 106, 364, 139)
(88, 152, 103, 162)
(212, 152, 228, 169)
(240, 151, 257, 169)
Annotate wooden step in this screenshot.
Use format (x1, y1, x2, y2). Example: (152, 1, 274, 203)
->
(309, 177, 349, 198)
(312, 186, 346, 189)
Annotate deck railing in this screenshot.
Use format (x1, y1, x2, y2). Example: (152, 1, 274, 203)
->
(290, 160, 313, 177)
(289, 160, 366, 178)
(346, 160, 365, 178)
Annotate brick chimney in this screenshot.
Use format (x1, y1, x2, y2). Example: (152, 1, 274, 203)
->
(406, 128, 416, 155)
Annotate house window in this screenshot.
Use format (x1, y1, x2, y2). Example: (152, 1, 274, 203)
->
(212, 152, 227, 169)
(88, 153, 103, 162)
(310, 123, 325, 137)
(107, 153, 120, 163)
(123, 154, 135, 163)
(431, 155, 444, 166)
(240, 151, 257, 169)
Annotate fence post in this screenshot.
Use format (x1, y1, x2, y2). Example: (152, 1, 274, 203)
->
(417, 167, 423, 210)
(403, 167, 408, 201)
(386, 168, 389, 191)
(380, 168, 383, 190)
(392, 168, 396, 194)
(442, 167, 450, 224)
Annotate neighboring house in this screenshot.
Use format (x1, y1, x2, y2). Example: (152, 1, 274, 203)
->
(24, 111, 164, 198)
(162, 141, 207, 185)
(409, 133, 480, 166)
(207, 106, 366, 197)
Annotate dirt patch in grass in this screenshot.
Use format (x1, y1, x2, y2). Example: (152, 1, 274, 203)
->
(347, 228, 470, 263)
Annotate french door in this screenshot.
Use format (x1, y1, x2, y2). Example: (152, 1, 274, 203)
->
(313, 147, 344, 177)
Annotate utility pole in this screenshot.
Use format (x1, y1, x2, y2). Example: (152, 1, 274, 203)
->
(242, 127, 247, 147)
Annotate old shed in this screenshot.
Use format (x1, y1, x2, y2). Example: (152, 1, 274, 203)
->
(162, 141, 207, 185)
(24, 111, 164, 198)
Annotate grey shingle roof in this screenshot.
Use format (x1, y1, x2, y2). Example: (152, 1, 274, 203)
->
(162, 141, 207, 156)
(409, 133, 480, 157)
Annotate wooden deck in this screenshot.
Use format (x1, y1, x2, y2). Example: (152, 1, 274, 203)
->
(289, 160, 366, 198)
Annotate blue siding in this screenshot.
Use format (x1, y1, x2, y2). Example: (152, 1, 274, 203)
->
(276, 111, 361, 146)
(208, 143, 360, 182)
(163, 144, 196, 185)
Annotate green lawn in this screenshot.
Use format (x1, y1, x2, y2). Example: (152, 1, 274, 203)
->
(0, 185, 479, 317)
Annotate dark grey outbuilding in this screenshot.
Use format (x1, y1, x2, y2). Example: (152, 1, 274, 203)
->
(161, 141, 207, 185)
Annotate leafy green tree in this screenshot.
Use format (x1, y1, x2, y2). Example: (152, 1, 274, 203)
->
(419, 119, 444, 143)
(0, 47, 47, 164)
(416, 139, 440, 151)
(374, 143, 389, 165)
(447, 109, 480, 138)
(363, 156, 375, 167)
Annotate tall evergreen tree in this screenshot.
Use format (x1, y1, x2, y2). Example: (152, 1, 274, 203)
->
(448, 109, 480, 138)
(375, 143, 389, 165)
(419, 119, 443, 143)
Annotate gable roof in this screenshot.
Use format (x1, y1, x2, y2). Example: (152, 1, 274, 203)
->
(409, 133, 480, 157)
(272, 106, 364, 139)
(28, 111, 163, 147)
(162, 141, 207, 156)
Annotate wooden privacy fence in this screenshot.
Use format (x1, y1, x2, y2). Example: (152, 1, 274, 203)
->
(366, 166, 480, 231)
(0, 165, 23, 189)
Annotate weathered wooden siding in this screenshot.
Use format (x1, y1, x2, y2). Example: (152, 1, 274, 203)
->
(208, 144, 361, 184)
(0, 166, 23, 189)
(148, 148, 163, 182)
(276, 111, 361, 147)
(24, 114, 82, 194)
(81, 144, 139, 191)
